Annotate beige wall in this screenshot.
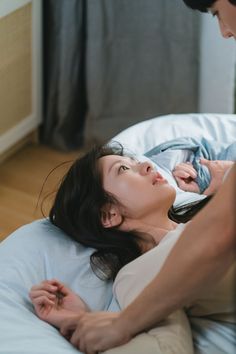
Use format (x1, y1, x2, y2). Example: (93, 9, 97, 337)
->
(0, 3, 32, 135)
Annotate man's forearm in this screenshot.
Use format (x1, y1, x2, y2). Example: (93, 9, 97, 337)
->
(116, 164, 236, 336)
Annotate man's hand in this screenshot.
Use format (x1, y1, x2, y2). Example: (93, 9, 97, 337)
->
(201, 158, 234, 195)
(172, 162, 200, 193)
(60, 311, 131, 354)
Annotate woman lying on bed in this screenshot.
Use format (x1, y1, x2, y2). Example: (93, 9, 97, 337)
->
(29, 143, 235, 352)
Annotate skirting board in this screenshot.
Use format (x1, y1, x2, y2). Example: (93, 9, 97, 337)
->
(0, 129, 38, 164)
(0, 115, 39, 156)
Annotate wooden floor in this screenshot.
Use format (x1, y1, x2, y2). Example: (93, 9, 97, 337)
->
(0, 143, 85, 241)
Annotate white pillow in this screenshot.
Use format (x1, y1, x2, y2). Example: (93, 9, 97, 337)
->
(113, 113, 236, 154)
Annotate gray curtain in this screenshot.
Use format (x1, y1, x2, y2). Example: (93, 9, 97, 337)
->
(42, 0, 200, 150)
(42, 0, 87, 150)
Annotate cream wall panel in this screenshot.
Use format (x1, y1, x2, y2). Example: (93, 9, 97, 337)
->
(0, 0, 42, 156)
(0, 3, 32, 135)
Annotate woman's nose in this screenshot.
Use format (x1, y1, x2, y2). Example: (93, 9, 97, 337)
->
(222, 28, 233, 38)
(139, 162, 153, 175)
(219, 20, 233, 39)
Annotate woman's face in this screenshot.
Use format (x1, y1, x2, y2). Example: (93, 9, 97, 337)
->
(98, 155, 176, 220)
(209, 0, 236, 38)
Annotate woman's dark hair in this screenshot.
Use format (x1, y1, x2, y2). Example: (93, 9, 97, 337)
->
(183, 0, 236, 12)
(49, 143, 211, 281)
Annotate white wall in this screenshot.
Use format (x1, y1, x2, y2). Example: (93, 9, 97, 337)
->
(0, 0, 31, 17)
(199, 14, 236, 113)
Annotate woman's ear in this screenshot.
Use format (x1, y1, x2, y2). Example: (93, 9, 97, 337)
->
(101, 204, 122, 228)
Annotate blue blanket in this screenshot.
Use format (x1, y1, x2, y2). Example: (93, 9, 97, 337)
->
(145, 137, 236, 193)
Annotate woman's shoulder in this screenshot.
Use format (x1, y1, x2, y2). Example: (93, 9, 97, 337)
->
(113, 223, 189, 307)
(117, 223, 187, 276)
(160, 222, 187, 243)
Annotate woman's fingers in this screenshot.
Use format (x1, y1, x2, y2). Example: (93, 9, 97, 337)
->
(30, 282, 58, 293)
(45, 279, 71, 296)
(30, 279, 72, 313)
(33, 295, 55, 307)
(34, 301, 54, 319)
(30, 279, 69, 296)
(30, 280, 60, 309)
(29, 289, 56, 300)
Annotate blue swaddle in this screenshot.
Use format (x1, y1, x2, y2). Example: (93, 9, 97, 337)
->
(145, 137, 236, 193)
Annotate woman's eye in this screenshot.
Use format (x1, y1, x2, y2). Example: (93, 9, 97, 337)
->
(118, 165, 129, 173)
(212, 10, 218, 18)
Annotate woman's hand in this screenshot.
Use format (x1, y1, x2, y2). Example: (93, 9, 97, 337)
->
(29, 279, 89, 328)
(201, 158, 234, 195)
(172, 162, 200, 193)
(60, 311, 131, 354)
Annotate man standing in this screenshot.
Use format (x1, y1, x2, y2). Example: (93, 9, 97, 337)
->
(183, 0, 236, 38)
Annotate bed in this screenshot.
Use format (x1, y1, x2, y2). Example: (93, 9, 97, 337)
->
(0, 113, 235, 354)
